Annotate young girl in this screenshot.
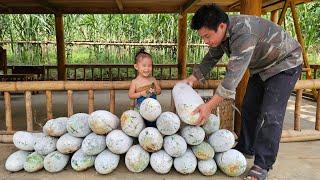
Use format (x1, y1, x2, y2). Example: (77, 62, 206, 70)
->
(128, 48, 161, 126)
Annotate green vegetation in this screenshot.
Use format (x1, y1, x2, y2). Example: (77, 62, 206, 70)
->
(0, 2, 319, 66)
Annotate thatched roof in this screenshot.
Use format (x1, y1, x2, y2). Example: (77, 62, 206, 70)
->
(0, 0, 312, 14)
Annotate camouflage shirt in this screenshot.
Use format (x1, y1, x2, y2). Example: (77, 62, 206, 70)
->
(192, 15, 303, 99)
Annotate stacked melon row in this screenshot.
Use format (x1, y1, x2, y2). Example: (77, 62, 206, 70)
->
(5, 82, 246, 177)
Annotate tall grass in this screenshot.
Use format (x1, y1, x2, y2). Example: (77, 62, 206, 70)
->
(0, 2, 319, 66)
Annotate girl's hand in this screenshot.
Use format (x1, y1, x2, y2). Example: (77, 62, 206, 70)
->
(149, 88, 156, 94)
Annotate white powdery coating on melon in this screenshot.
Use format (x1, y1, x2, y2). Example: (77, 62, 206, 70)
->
(198, 159, 217, 176)
(88, 110, 119, 135)
(208, 129, 235, 153)
(43, 117, 68, 137)
(44, 151, 69, 173)
(71, 149, 96, 171)
(24, 152, 44, 172)
(34, 134, 58, 156)
(106, 129, 133, 154)
(67, 113, 91, 137)
(181, 125, 205, 145)
(173, 149, 197, 174)
(172, 83, 204, 125)
(13, 131, 35, 151)
(94, 150, 120, 174)
(81, 132, 106, 155)
(163, 134, 187, 157)
(125, 145, 150, 173)
(139, 98, 162, 121)
(5, 150, 31, 172)
(191, 141, 215, 160)
(215, 149, 247, 177)
(57, 133, 83, 154)
(120, 110, 145, 137)
(156, 112, 180, 135)
(150, 150, 173, 174)
(202, 114, 220, 135)
(138, 127, 163, 152)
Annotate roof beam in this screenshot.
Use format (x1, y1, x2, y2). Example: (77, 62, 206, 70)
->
(262, 0, 311, 13)
(181, 0, 201, 15)
(34, 0, 58, 13)
(228, 1, 240, 11)
(0, 3, 8, 8)
(115, 0, 124, 11)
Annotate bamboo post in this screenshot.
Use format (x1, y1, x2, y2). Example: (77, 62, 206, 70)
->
(316, 90, 320, 131)
(4, 92, 12, 132)
(235, 0, 262, 136)
(46, 68, 49, 80)
(160, 68, 163, 79)
(55, 13, 66, 80)
(46, 90, 53, 120)
(277, 0, 290, 26)
(294, 89, 302, 131)
(0, 47, 2, 72)
(126, 67, 129, 79)
(270, 10, 278, 23)
(117, 68, 120, 80)
(100, 68, 103, 80)
(0, 47, 8, 74)
(88, 90, 94, 114)
(3, 48, 7, 74)
(67, 90, 74, 117)
(109, 67, 113, 80)
(91, 68, 94, 80)
(109, 89, 115, 113)
(177, 13, 187, 80)
(290, 1, 317, 100)
(290, 1, 312, 80)
(25, 91, 33, 131)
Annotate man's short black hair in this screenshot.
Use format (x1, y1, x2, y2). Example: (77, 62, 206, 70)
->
(191, 5, 229, 31)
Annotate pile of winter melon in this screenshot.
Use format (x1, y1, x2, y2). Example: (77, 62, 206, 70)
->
(5, 82, 246, 177)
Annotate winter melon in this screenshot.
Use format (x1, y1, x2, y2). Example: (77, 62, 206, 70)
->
(120, 110, 145, 137)
(88, 110, 119, 135)
(156, 112, 180, 135)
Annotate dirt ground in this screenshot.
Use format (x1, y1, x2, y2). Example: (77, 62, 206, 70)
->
(0, 90, 319, 179)
(1, 141, 320, 180)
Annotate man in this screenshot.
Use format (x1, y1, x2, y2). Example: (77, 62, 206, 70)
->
(184, 5, 302, 180)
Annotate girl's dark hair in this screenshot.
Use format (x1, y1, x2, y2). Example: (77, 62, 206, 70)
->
(134, 47, 152, 63)
(191, 5, 229, 31)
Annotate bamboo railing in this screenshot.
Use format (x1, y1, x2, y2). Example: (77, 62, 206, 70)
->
(0, 80, 221, 143)
(5, 64, 319, 81)
(6, 64, 228, 81)
(0, 79, 320, 143)
(281, 79, 320, 142)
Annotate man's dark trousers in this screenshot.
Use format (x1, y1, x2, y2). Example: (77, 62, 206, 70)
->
(235, 65, 302, 170)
